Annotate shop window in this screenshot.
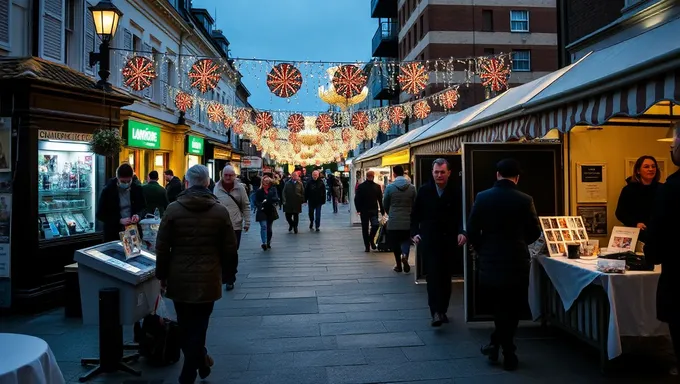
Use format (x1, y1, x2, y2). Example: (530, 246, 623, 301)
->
(512, 50, 531, 71)
(187, 155, 201, 169)
(154, 153, 168, 186)
(482, 10, 493, 32)
(510, 10, 529, 32)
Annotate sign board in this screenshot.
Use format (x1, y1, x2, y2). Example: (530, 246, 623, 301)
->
(231, 154, 241, 161)
(125, 120, 161, 149)
(186, 135, 204, 155)
(381, 148, 410, 167)
(39, 130, 93, 142)
(242, 156, 262, 169)
(213, 148, 231, 160)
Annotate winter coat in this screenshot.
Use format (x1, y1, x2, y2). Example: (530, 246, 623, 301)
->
(213, 179, 251, 230)
(644, 169, 680, 323)
(354, 180, 384, 216)
(96, 178, 146, 242)
(383, 176, 416, 231)
(165, 176, 184, 203)
(467, 179, 542, 286)
(283, 180, 305, 214)
(255, 186, 280, 222)
(155, 187, 237, 303)
(142, 181, 169, 217)
(305, 178, 326, 207)
(328, 175, 341, 198)
(615, 177, 661, 243)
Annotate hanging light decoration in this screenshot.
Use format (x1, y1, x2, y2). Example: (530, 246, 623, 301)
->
(413, 100, 431, 120)
(351, 111, 369, 131)
(266, 63, 303, 98)
(206, 102, 225, 122)
(298, 116, 321, 146)
(318, 66, 368, 111)
(255, 111, 274, 130)
(122, 56, 157, 91)
(379, 120, 391, 134)
(388, 106, 406, 125)
(287, 113, 305, 133)
(174, 91, 193, 112)
(188, 58, 222, 93)
(438, 89, 460, 110)
(315, 113, 334, 133)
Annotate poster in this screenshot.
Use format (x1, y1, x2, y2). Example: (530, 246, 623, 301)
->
(608, 226, 640, 253)
(577, 205, 608, 236)
(539, 216, 589, 257)
(0, 193, 10, 278)
(576, 163, 607, 203)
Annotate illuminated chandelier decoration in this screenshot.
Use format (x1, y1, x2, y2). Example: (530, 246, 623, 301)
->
(122, 56, 157, 91)
(298, 116, 321, 146)
(318, 66, 368, 111)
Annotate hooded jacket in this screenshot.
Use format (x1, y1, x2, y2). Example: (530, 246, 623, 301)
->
(615, 176, 661, 242)
(383, 176, 416, 230)
(155, 187, 238, 303)
(214, 179, 251, 230)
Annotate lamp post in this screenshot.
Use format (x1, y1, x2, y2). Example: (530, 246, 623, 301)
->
(88, 0, 123, 90)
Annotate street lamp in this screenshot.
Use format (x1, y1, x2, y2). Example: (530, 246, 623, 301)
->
(89, 0, 123, 90)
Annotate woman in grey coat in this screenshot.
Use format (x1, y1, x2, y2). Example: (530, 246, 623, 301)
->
(383, 165, 417, 273)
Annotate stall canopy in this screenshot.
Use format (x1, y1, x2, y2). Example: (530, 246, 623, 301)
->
(360, 118, 444, 164)
(355, 138, 396, 168)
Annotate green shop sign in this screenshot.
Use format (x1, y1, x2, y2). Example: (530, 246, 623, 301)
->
(126, 120, 161, 149)
(186, 135, 204, 155)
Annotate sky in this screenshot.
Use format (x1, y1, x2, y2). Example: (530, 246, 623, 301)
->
(193, 0, 377, 113)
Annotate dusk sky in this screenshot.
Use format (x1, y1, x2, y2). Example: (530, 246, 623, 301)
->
(193, 0, 377, 113)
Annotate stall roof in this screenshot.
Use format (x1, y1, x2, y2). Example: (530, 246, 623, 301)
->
(362, 118, 445, 160)
(354, 138, 396, 162)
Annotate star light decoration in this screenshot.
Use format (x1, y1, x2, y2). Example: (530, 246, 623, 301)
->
(223, 116, 233, 129)
(266, 63, 303, 98)
(122, 56, 157, 91)
(351, 111, 369, 131)
(379, 120, 391, 134)
(174, 91, 193, 112)
(189, 59, 222, 93)
(207, 102, 225, 123)
(388, 106, 407, 125)
(332, 65, 367, 98)
(438, 89, 460, 110)
(255, 111, 274, 130)
(315, 114, 334, 133)
(287, 113, 305, 133)
(398, 62, 429, 95)
(479, 58, 510, 92)
(232, 121, 244, 135)
(236, 108, 251, 123)
(413, 100, 431, 120)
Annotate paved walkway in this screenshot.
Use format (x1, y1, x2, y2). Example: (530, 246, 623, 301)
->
(0, 204, 676, 383)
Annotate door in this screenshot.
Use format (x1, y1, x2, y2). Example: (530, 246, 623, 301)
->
(413, 155, 463, 282)
(462, 142, 563, 321)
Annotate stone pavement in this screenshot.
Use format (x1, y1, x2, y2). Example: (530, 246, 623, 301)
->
(0, 204, 676, 383)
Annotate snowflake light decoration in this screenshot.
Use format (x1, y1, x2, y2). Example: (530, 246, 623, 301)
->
(388, 106, 406, 125)
(255, 111, 274, 130)
(439, 89, 460, 110)
(267, 63, 303, 98)
(479, 58, 510, 92)
(332, 65, 367, 98)
(267, 129, 278, 141)
(315, 114, 334, 133)
(413, 100, 431, 120)
(207, 102, 225, 123)
(122, 56, 157, 91)
(379, 120, 391, 134)
(398, 62, 429, 95)
(189, 59, 222, 93)
(351, 111, 369, 131)
(341, 128, 352, 143)
(223, 116, 233, 129)
(232, 122, 244, 135)
(174, 91, 193, 112)
(287, 113, 305, 133)
(236, 108, 251, 123)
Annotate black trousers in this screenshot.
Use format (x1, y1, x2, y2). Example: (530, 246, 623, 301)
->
(482, 282, 527, 354)
(669, 321, 680, 365)
(174, 301, 215, 384)
(223, 230, 241, 285)
(426, 264, 452, 316)
(388, 230, 411, 266)
(360, 213, 379, 249)
(285, 213, 299, 229)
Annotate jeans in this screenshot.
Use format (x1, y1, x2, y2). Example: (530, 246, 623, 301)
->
(388, 230, 411, 266)
(174, 301, 214, 384)
(360, 213, 379, 249)
(482, 282, 528, 354)
(249, 192, 257, 212)
(308, 205, 322, 229)
(224, 230, 242, 285)
(259, 219, 273, 244)
(285, 213, 299, 229)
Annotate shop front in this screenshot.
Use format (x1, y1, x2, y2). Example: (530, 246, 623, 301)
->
(203, 139, 232, 181)
(185, 134, 205, 175)
(121, 118, 173, 185)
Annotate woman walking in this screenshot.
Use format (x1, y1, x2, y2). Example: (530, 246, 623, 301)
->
(255, 176, 280, 250)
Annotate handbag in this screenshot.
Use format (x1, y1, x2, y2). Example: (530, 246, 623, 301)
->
(134, 294, 181, 366)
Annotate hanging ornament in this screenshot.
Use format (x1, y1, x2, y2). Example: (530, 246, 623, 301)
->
(122, 56, 157, 91)
(206, 102, 225, 123)
(232, 122, 244, 135)
(398, 62, 429, 95)
(189, 59, 222, 93)
(379, 120, 391, 134)
(315, 114, 334, 133)
(413, 100, 431, 120)
(332, 65, 367, 98)
(479, 58, 510, 92)
(351, 111, 369, 131)
(223, 116, 233, 129)
(439, 89, 460, 110)
(267, 129, 278, 141)
(315, 160, 322, 166)
(294, 142, 302, 152)
(255, 111, 274, 130)
(289, 132, 298, 144)
(341, 128, 352, 143)
(236, 108, 251, 123)
(266, 63, 303, 98)
(174, 91, 193, 112)
(287, 113, 305, 133)
(388, 106, 406, 125)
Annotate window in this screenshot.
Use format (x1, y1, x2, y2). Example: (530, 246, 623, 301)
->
(0, 0, 10, 49)
(482, 10, 493, 32)
(419, 15, 424, 38)
(512, 50, 531, 71)
(132, 35, 141, 52)
(510, 10, 529, 32)
(483, 48, 495, 56)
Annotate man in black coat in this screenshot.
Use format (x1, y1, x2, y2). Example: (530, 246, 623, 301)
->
(305, 170, 326, 231)
(411, 159, 466, 326)
(96, 163, 147, 242)
(355, 171, 385, 252)
(164, 170, 184, 203)
(466, 159, 541, 371)
(644, 122, 680, 376)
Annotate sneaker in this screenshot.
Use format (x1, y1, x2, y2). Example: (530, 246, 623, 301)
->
(316, 228, 320, 232)
(480, 344, 499, 363)
(401, 255, 410, 273)
(261, 244, 267, 251)
(393, 265, 402, 273)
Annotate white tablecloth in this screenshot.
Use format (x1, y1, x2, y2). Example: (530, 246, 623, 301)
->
(0, 333, 65, 384)
(529, 255, 669, 359)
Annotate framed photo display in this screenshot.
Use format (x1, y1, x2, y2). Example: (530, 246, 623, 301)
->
(576, 163, 607, 203)
(539, 216, 590, 257)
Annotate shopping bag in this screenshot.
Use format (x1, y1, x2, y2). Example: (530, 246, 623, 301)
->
(138, 214, 161, 253)
(135, 294, 180, 366)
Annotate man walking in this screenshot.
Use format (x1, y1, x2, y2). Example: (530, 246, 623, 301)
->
(213, 165, 250, 291)
(355, 171, 385, 252)
(305, 170, 326, 231)
(466, 159, 541, 371)
(164, 170, 183, 203)
(142, 171, 168, 216)
(283, 171, 305, 233)
(155, 165, 238, 384)
(384, 165, 416, 272)
(411, 159, 466, 326)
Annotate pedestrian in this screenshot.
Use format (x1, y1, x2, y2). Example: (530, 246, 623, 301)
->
(154, 164, 237, 384)
(354, 170, 385, 252)
(328, 173, 341, 213)
(274, 173, 285, 211)
(283, 171, 305, 234)
(249, 173, 262, 212)
(644, 121, 680, 378)
(383, 165, 416, 273)
(254, 175, 280, 250)
(142, 171, 169, 217)
(466, 159, 541, 371)
(164, 170, 183, 203)
(410, 158, 466, 327)
(341, 175, 350, 204)
(213, 165, 251, 291)
(96, 163, 146, 242)
(305, 170, 326, 232)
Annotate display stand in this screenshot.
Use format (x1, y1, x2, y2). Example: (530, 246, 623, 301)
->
(79, 288, 141, 382)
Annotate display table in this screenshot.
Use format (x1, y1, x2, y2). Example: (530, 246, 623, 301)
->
(0, 333, 65, 384)
(529, 255, 668, 363)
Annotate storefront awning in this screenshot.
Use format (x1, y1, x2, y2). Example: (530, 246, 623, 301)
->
(360, 118, 444, 163)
